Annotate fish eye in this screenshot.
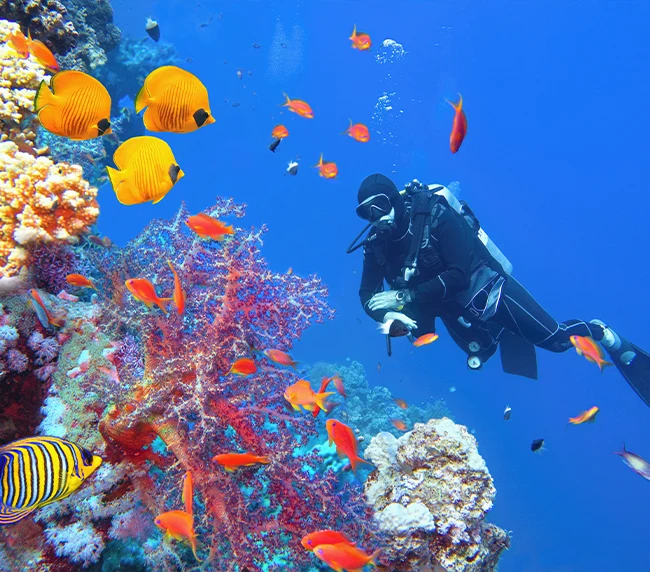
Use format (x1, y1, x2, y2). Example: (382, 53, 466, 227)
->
(155, 519, 161, 525)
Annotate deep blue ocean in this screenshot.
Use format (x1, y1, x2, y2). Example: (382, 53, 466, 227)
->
(99, 2, 650, 570)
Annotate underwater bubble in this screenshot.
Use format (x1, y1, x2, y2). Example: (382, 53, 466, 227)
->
(376, 39, 407, 65)
(372, 91, 402, 145)
(267, 19, 304, 81)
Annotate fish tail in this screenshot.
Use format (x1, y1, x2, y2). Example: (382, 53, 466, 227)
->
(369, 548, 383, 567)
(598, 359, 614, 373)
(34, 79, 54, 112)
(340, 119, 352, 136)
(445, 93, 462, 112)
(313, 391, 334, 412)
(257, 456, 271, 464)
(349, 455, 374, 476)
(282, 92, 291, 106)
(190, 536, 202, 563)
(314, 153, 324, 168)
(135, 84, 150, 113)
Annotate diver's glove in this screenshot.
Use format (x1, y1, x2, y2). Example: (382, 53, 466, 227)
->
(383, 311, 417, 331)
(368, 289, 414, 312)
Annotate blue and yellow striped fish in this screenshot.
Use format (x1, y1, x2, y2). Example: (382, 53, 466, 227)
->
(0, 436, 102, 525)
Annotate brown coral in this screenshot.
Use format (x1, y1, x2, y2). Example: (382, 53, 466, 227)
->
(0, 141, 99, 278)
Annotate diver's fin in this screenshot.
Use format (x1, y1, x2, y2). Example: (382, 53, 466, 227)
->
(591, 320, 650, 408)
(500, 331, 538, 380)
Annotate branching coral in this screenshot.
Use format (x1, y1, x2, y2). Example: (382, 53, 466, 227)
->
(0, 19, 48, 148)
(0, 141, 99, 278)
(364, 418, 511, 571)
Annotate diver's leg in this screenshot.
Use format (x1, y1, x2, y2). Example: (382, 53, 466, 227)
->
(492, 277, 605, 352)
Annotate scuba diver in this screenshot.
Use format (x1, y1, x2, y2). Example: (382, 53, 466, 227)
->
(347, 173, 650, 408)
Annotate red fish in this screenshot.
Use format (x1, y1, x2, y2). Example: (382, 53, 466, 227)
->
(167, 260, 186, 315)
(125, 278, 172, 313)
(413, 333, 439, 347)
(314, 153, 338, 179)
(282, 93, 314, 118)
(154, 510, 200, 562)
(181, 471, 193, 515)
(284, 379, 333, 413)
(9, 30, 59, 71)
(569, 336, 613, 372)
(263, 349, 297, 368)
(228, 357, 257, 376)
(566, 406, 599, 430)
(391, 419, 407, 431)
(212, 452, 270, 472)
(349, 24, 372, 51)
(271, 125, 289, 139)
(186, 213, 235, 241)
(446, 94, 467, 153)
(326, 419, 373, 475)
(28, 289, 64, 328)
(342, 119, 370, 142)
(301, 530, 356, 552)
(65, 273, 97, 290)
(393, 398, 408, 409)
(313, 543, 382, 571)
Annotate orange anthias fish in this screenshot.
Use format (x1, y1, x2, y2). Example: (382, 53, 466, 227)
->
(446, 93, 467, 154)
(186, 213, 235, 241)
(9, 30, 59, 71)
(125, 278, 172, 313)
(312, 375, 346, 417)
(566, 406, 600, 430)
(393, 398, 408, 409)
(65, 273, 97, 290)
(181, 471, 193, 515)
(349, 24, 372, 51)
(342, 119, 370, 142)
(314, 154, 338, 179)
(212, 452, 270, 472)
(263, 349, 298, 369)
(313, 543, 382, 571)
(282, 93, 314, 118)
(391, 419, 408, 431)
(326, 419, 373, 475)
(413, 333, 439, 347)
(154, 510, 201, 562)
(28, 289, 64, 328)
(167, 260, 186, 315)
(301, 530, 356, 552)
(284, 379, 333, 413)
(228, 357, 257, 376)
(569, 336, 613, 372)
(271, 125, 289, 139)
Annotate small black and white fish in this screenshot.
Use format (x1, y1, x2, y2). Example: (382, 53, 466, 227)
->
(145, 18, 160, 42)
(503, 405, 512, 420)
(531, 438, 545, 453)
(269, 138, 281, 152)
(286, 160, 298, 175)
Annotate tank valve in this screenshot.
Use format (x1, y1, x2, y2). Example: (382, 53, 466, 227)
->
(467, 355, 483, 370)
(468, 341, 481, 353)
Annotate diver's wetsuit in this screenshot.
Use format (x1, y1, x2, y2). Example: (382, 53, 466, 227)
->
(359, 198, 605, 356)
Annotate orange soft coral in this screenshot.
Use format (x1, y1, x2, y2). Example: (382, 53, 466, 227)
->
(0, 141, 99, 277)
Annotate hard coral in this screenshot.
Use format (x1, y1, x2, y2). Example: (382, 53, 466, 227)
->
(364, 418, 511, 571)
(0, 19, 47, 148)
(0, 141, 99, 278)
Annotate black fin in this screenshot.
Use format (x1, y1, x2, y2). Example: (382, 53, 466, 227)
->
(169, 164, 181, 184)
(97, 118, 111, 136)
(193, 108, 209, 127)
(603, 332, 650, 408)
(145, 22, 160, 42)
(269, 138, 281, 152)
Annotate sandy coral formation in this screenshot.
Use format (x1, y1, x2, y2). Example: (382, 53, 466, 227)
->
(364, 418, 510, 571)
(0, 141, 99, 278)
(0, 19, 48, 148)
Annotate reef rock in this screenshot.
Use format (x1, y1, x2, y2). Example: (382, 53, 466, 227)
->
(364, 418, 510, 571)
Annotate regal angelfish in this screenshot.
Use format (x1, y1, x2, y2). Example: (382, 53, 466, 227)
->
(0, 436, 102, 525)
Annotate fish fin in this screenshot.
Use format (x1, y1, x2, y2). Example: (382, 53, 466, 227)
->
(34, 79, 54, 112)
(0, 505, 36, 525)
(303, 403, 316, 412)
(313, 391, 335, 412)
(190, 536, 202, 563)
(599, 359, 614, 373)
(105, 166, 126, 193)
(340, 118, 353, 136)
(258, 456, 271, 464)
(291, 403, 301, 411)
(349, 455, 374, 476)
(369, 548, 383, 567)
(135, 84, 149, 114)
(282, 92, 291, 106)
(152, 192, 168, 205)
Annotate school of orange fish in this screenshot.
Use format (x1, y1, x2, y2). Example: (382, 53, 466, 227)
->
(5, 21, 632, 571)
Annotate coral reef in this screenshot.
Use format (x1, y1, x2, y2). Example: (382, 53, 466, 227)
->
(0, 141, 99, 278)
(364, 418, 510, 571)
(0, 19, 48, 149)
(308, 360, 451, 443)
(0, 198, 376, 570)
(0, 0, 77, 55)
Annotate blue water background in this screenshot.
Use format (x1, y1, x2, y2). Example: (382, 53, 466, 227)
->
(101, 2, 650, 570)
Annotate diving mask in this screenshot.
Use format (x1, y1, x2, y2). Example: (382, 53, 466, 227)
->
(355, 193, 392, 222)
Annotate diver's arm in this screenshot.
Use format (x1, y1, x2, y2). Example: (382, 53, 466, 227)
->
(359, 246, 390, 322)
(411, 208, 472, 301)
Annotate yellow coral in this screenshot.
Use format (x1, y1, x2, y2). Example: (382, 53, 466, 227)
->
(0, 19, 48, 146)
(0, 141, 99, 278)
